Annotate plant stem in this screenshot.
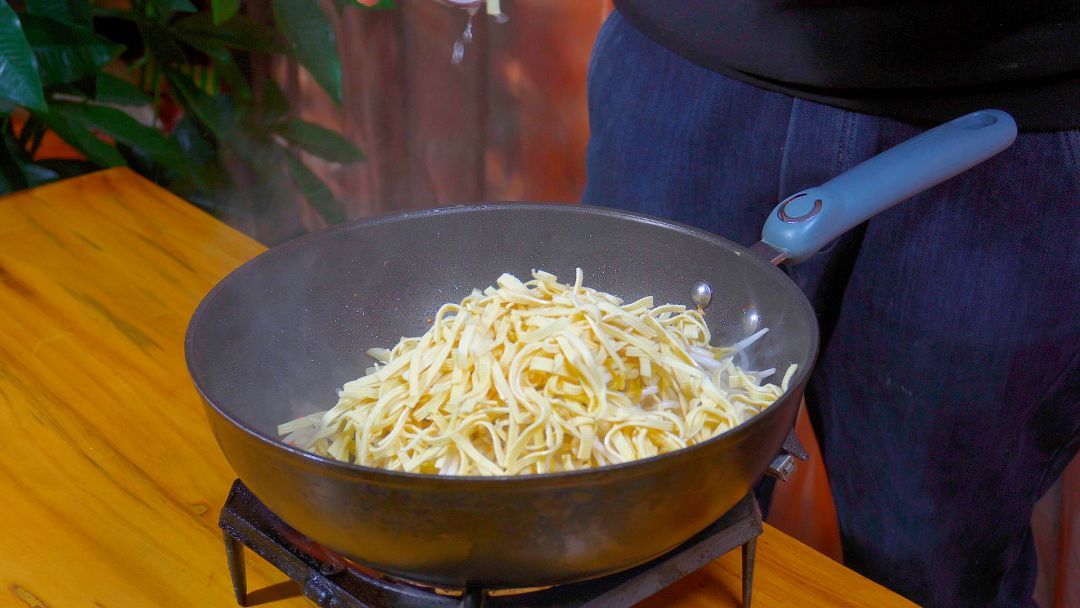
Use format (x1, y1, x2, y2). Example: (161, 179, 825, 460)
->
(16, 117, 29, 148)
(150, 62, 163, 129)
(29, 121, 47, 157)
(17, 115, 37, 149)
(126, 54, 149, 76)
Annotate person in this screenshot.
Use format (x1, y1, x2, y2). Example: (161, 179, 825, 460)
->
(583, 4, 1080, 607)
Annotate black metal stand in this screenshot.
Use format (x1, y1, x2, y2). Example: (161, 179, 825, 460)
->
(220, 479, 761, 607)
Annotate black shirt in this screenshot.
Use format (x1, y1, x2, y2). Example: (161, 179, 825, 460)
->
(612, 1, 1080, 131)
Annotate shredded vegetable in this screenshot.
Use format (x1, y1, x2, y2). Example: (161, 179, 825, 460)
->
(279, 269, 796, 475)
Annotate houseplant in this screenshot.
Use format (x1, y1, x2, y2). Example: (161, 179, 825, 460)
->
(0, 0, 380, 236)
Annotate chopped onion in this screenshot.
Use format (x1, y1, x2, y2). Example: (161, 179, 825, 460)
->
(730, 328, 769, 352)
(751, 368, 776, 381)
(688, 347, 725, 371)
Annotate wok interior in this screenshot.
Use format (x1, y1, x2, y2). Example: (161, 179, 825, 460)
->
(189, 204, 816, 453)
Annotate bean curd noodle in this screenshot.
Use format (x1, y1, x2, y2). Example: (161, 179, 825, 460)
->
(278, 270, 796, 476)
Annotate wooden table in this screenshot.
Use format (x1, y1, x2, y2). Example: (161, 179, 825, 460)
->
(0, 169, 915, 607)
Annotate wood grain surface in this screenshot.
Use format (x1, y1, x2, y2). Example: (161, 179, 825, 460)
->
(0, 169, 915, 607)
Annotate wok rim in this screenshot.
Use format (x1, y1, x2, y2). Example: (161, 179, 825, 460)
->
(185, 202, 820, 485)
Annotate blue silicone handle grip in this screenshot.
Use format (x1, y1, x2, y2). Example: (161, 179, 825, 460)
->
(761, 109, 1017, 263)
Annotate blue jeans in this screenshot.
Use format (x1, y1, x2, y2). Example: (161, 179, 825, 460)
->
(584, 12, 1080, 608)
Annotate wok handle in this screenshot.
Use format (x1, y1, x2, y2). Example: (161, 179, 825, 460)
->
(760, 109, 1017, 264)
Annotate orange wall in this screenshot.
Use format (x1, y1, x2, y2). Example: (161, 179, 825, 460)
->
(287, 0, 610, 229)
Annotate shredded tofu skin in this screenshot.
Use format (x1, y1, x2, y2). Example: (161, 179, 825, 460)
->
(278, 269, 797, 476)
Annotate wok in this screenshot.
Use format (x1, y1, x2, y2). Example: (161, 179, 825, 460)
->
(186, 110, 1015, 588)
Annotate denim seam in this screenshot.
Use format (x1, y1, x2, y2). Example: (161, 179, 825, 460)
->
(777, 99, 800, 201)
(1062, 129, 1080, 183)
(1035, 417, 1080, 495)
(1030, 343, 1080, 497)
(995, 417, 1080, 599)
(836, 110, 855, 175)
(992, 341, 1080, 597)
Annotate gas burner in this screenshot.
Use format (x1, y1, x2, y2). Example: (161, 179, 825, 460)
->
(220, 480, 761, 607)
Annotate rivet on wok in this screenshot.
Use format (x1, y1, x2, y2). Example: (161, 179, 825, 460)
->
(691, 281, 713, 309)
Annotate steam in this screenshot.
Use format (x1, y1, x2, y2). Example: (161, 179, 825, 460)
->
(449, 0, 510, 65)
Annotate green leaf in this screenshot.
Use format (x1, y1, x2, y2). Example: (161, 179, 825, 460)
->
(212, 49, 252, 100)
(271, 120, 362, 164)
(36, 158, 97, 177)
(148, 0, 197, 14)
(172, 12, 278, 54)
(0, 169, 16, 194)
(0, 3, 47, 111)
(165, 69, 229, 137)
(26, 0, 91, 28)
(4, 115, 60, 187)
(95, 73, 151, 106)
(172, 114, 215, 164)
(172, 115, 213, 158)
(37, 109, 126, 167)
(330, 0, 394, 12)
(56, 75, 97, 99)
(0, 163, 17, 194)
(138, 20, 188, 66)
(0, 128, 29, 191)
(50, 101, 184, 168)
(18, 160, 60, 186)
(20, 14, 122, 87)
(283, 150, 344, 224)
(272, 0, 342, 103)
(212, 0, 241, 25)
(173, 35, 250, 100)
(259, 78, 289, 125)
